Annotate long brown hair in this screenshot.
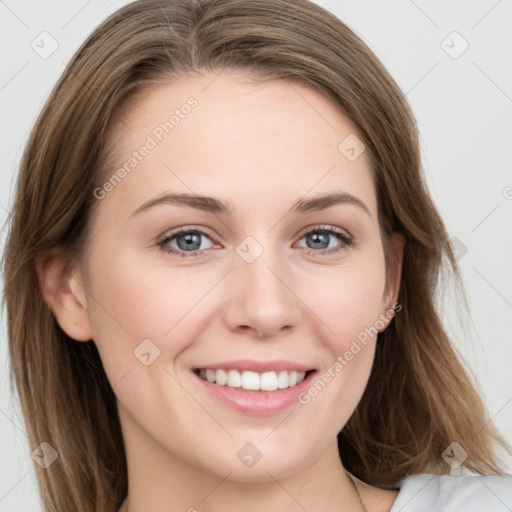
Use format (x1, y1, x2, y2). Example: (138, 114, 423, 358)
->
(3, 0, 511, 510)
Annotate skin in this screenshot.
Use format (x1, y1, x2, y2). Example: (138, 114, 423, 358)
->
(38, 72, 404, 512)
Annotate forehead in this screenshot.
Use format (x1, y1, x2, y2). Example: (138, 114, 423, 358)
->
(99, 72, 377, 220)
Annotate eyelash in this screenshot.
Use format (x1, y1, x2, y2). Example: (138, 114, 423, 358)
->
(157, 225, 354, 258)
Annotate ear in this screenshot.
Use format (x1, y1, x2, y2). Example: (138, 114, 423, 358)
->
(35, 252, 93, 342)
(378, 232, 406, 331)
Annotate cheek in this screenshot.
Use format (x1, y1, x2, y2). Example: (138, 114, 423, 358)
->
(82, 243, 194, 375)
(306, 252, 387, 355)
(296, 263, 386, 434)
(84, 240, 233, 384)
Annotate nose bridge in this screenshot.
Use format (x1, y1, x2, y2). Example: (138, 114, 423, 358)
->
(241, 237, 285, 297)
(223, 232, 301, 337)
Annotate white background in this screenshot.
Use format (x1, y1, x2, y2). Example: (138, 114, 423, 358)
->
(1, 1, 511, 510)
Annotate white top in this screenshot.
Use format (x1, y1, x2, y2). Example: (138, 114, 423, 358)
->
(389, 473, 512, 511)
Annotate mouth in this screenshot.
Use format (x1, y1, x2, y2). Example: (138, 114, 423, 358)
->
(193, 368, 316, 391)
(192, 365, 318, 415)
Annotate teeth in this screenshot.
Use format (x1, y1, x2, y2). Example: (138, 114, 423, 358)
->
(260, 371, 278, 391)
(197, 368, 308, 390)
(215, 369, 227, 385)
(241, 370, 260, 390)
(227, 369, 242, 388)
(277, 370, 289, 389)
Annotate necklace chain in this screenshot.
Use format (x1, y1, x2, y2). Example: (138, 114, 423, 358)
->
(347, 472, 368, 512)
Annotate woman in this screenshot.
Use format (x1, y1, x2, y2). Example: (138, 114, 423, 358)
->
(3, 0, 511, 511)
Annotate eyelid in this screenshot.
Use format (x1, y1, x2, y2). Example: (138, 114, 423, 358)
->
(158, 224, 352, 246)
(157, 224, 217, 244)
(294, 223, 353, 241)
(157, 223, 354, 260)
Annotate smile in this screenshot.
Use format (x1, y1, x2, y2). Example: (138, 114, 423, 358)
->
(195, 368, 312, 391)
(192, 365, 318, 415)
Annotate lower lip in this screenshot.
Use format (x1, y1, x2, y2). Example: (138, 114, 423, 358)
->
(193, 370, 317, 415)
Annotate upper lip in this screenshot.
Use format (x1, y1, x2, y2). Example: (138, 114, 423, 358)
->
(194, 359, 315, 373)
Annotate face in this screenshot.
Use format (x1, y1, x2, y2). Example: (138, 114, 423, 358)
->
(64, 72, 403, 482)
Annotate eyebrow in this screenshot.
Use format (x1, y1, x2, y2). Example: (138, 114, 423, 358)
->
(130, 191, 371, 217)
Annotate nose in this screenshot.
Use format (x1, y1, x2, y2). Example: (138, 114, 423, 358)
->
(222, 241, 302, 339)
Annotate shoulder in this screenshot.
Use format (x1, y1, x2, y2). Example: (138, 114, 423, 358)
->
(389, 472, 512, 511)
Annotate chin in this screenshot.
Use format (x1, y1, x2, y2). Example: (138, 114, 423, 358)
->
(204, 446, 311, 483)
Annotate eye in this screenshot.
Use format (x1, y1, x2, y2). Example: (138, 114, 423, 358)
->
(157, 224, 354, 258)
(157, 226, 216, 258)
(295, 225, 353, 256)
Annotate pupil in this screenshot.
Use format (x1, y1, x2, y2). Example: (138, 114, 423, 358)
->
(178, 233, 201, 251)
(309, 232, 328, 249)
